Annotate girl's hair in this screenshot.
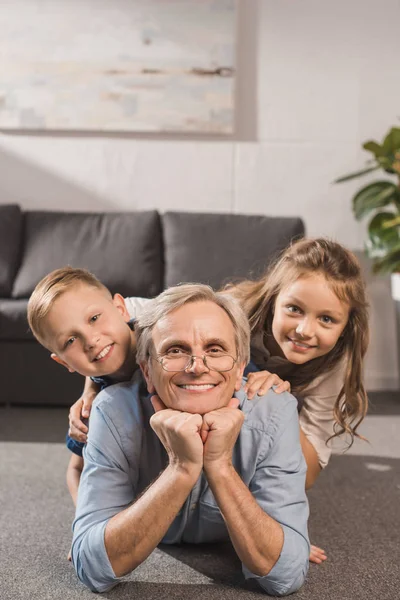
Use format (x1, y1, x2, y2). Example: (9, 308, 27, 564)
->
(227, 237, 369, 445)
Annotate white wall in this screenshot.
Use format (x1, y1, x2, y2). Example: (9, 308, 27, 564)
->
(0, 0, 399, 389)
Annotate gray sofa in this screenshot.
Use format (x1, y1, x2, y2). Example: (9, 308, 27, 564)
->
(0, 205, 304, 406)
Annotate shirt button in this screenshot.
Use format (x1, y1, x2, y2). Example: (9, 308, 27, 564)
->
(190, 502, 197, 510)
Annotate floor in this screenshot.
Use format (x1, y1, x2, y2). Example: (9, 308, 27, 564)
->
(0, 390, 399, 600)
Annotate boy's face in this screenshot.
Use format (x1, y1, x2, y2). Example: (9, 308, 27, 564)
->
(44, 283, 134, 380)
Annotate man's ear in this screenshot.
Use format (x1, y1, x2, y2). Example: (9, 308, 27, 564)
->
(112, 293, 131, 321)
(50, 353, 76, 374)
(234, 361, 246, 392)
(140, 361, 155, 394)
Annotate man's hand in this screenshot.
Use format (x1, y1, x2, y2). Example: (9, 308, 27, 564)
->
(201, 398, 244, 472)
(68, 393, 96, 443)
(150, 396, 204, 475)
(244, 370, 290, 399)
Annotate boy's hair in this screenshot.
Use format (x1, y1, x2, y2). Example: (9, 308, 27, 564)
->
(135, 283, 251, 366)
(27, 266, 110, 350)
(226, 237, 370, 446)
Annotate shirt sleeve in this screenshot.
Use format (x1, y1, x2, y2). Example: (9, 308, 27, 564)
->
(124, 296, 153, 320)
(65, 432, 84, 457)
(71, 392, 142, 593)
(299, 359, 346, 469)
(243, 395, 310, 596)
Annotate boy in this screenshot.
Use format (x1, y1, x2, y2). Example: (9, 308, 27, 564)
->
(27, 267, 141, 508)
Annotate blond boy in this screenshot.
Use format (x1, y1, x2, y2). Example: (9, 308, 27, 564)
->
(27, 267, 138, 506)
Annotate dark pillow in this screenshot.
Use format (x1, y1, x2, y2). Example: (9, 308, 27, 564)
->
(162, 211, 305, 289)
(0, 299, 31, 340)
(12, 211, 163, 298)
(0, 204, 22, 296)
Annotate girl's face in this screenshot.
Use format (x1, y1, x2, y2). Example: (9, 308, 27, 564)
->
(271, 273, 350, 364)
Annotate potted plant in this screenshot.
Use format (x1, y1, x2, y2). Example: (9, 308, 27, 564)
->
(335, 126, 400, 311)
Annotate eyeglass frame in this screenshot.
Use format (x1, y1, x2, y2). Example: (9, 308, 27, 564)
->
(152, 352, 237, 373)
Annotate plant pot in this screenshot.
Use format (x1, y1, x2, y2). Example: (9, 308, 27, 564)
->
(391, 273, 400, 388)
(392, 272, 400, 302)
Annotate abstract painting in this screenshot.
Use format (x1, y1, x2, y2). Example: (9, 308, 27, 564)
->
(0, 0, 236, 133)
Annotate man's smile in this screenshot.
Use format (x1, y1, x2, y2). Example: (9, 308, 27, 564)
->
(177, 383, 217, 391)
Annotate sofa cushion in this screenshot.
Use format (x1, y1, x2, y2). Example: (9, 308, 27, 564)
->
(0, 299, 31, 340)
(12, 211, 163, 299)
(0, 341, 84, 405)
(0, 204, 23, 296)
(162, 211, 305, 289)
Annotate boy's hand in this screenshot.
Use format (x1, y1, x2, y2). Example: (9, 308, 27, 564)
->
(68, 393, 96, 443)
(244, 370, 291, 399)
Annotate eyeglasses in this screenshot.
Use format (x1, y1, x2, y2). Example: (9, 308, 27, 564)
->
(154, 352, 237, 373)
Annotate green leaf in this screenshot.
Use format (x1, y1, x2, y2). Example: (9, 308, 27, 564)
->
(363, 140, 384, 157)
(334, 164, 380, 183)
(382, 127, 400, 155)
(369, 211, 398, 235)
(372, 245, 400, 274)
(367, 211, 400, 255)
(378, 156, 396, 170)
(382, 214, 400, 228)
(352, 181, 400, 219)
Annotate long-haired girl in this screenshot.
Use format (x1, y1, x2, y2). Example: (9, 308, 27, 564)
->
(227, 237, 369, 489)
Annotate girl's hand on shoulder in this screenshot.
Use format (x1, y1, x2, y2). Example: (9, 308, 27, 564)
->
(244, 370, 291, 400)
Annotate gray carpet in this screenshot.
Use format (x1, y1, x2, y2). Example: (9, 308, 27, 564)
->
(1, 392, 399, 600)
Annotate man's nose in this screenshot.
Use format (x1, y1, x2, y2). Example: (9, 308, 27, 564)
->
(185, 355, 210, 374)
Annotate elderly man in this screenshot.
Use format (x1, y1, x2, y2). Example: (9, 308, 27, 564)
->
(72, 284, 310, 595)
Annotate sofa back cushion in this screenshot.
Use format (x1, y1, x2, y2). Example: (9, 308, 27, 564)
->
(0, 299, 31, 340)
(0, 204, 23, 296)
(12, 211, 163, 298)
(162, 211, 305, 289)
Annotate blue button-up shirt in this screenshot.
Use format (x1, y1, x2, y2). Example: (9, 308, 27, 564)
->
(72, 372, 310, 595)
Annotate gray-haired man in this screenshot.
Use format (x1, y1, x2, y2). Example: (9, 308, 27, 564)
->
(72, 284, 310, 595)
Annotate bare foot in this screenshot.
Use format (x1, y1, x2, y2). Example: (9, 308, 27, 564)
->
(309, 544, 327, 564)
(67, 549, 72, 562)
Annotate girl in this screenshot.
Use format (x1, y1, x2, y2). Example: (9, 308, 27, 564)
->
(225, 238, 369, 565)
(230, 237, 369, 487)
(68, 237, 369, 564)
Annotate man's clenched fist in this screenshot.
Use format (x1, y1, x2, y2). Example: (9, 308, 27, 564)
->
(201, 398, 244, 470)
(150, 395, 204, 474)
(150, 395, 245, 475)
